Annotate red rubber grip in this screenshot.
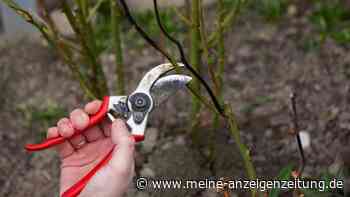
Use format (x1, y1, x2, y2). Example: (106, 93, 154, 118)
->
(25, 96, 110, 151)
(61, 135, 144, 197)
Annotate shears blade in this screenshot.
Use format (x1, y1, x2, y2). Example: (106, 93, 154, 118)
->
(151, 74, 192, 106)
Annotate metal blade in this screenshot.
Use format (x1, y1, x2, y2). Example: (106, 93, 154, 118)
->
(151, 74, 192, 106)
(134, 62, 185, 93)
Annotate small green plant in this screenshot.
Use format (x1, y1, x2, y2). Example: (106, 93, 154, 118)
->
(269, 164, 293, 197)
(309, 0, 350, 44)
(17, 101, 66, 138)
(240, 95, 274, 114)
(256, 0, 289, 21)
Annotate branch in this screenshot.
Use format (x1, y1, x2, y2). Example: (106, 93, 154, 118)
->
(198, 0, 220, 96)
(87, 0, 107, 22)
(290, 92, 306, 176)
(111, 0, 125, 94)
(2, 0, 53, 43)
(225, 105, 257, 197)
(208, 0, 243, 47)
(171, 6, 191, 26)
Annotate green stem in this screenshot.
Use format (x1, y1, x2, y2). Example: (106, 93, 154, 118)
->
(172, 6, 191, 26)
(213, 0, 227, 128)
(225, 106, 257, 197)
(190, 0, 202, 140)
(198, 0, 218, 164)
(57, 41, 96, 99)
(208, 0, 243, 47)
(77, 0, 108, 97)
(111, 0, 125, 95)
(2, 0, 53, 44)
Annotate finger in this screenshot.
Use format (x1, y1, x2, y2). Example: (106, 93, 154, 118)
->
(69, 134, 87, 149)
(110, 119, 132, 145)
(57, 141, 75, 159)
(84, 126, 104, 142)
(84, 100, 102, 115)
(70, 109, 89, 130)
(101, 119, 112, 137)
(83, 100, 105, 141)
(47, 127, 74, 158)
(47, 126, 59, 138)
(57, 118, 74, 138)
(109, 119, 135, 168)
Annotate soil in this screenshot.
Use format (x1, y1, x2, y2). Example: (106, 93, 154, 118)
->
(1, 8, 350, 197)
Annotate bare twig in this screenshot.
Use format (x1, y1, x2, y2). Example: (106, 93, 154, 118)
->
(88, 0, 107, 22)
(172, 6, 191, 26)
(208, 0, 243, 47)
(2, 0, 53, 43)
(290, 92, 306, 176)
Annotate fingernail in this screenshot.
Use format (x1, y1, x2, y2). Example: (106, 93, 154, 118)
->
(129, 136, 136, 143)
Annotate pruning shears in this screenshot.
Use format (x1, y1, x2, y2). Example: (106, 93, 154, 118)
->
(25, 63, 192, 197)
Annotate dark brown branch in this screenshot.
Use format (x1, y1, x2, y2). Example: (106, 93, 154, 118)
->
(290, 92, 306, 175)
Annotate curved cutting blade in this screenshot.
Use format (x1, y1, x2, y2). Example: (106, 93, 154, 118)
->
(151, 74, 192, 106)
(134, 62, 184, 93)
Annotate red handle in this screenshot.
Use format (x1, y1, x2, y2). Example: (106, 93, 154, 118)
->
(25, 96, 110, 151)
(61, 135, 144, 197)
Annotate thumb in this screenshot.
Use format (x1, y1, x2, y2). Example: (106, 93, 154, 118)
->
(80, 119, 135, 197)
(109, 119, 135, 174)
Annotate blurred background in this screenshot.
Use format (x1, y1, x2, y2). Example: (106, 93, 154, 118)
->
(0, 0, 350, 196)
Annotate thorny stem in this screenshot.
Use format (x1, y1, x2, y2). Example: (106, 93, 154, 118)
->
(111, 1, 125, 95)
(187, 85, 218, 115)
(61, 1, 97, 96)
(199, 2, 220, 95)
(172, 6, 191, 26)
(198, 0, 217, 164)
(213, 0, 228, 129)
(290, 93, 306, 176)
(2, 0, 53, 44)
(75, 0, 108, 97)
(57, 41, 96, 99)
(63, 0, 108, 98)
(208, 0, 243, 47)
(189, 0, 202, 136)
(88, 0, 107, 22)
(225, 105, 257, 197)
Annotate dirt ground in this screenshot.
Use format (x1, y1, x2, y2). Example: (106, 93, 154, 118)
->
(1, 9, 350, 197)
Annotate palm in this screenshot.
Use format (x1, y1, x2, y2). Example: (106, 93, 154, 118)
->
(60, 137, 114, 194)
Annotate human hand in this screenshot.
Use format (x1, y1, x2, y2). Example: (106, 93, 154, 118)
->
(47, 100, 135, 197)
